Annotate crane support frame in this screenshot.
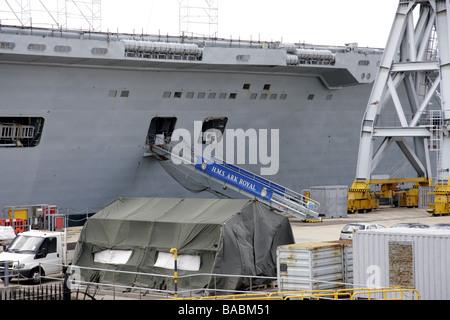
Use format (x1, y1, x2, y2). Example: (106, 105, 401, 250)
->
(349, 0, 450, 215)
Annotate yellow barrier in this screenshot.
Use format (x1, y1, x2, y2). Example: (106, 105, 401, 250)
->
(200, 293, 271, 300)
(269, 289, 339, 300)
(349, 288, 420, 300)
(282, 293, 352, 300)
(337, 286, 400, 297)
(172, 287, 420, 300)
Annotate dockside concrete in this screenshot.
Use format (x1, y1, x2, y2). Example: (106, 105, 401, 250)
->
(290, 206, 450, 243)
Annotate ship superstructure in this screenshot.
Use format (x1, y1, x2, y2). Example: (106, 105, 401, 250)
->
(0, 25, 396, 215)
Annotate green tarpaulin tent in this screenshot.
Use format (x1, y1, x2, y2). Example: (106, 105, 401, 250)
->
(73, 197, 294, 294)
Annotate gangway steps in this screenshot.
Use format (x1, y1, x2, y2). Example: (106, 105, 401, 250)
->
(145, 144, 320, 220)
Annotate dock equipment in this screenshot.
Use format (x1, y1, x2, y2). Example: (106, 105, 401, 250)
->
(145, 143, 320, 221)
(2, 204, 58, 230)
(0, 219, 25, 233)
(348, 0, 450, 215)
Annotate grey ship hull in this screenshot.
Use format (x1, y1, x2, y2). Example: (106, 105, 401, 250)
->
(0, 27, 386, 215)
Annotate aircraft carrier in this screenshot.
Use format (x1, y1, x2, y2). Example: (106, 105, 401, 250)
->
(0, 22, 425, 216)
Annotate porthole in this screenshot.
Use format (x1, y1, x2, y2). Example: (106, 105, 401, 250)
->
(27, 43, 46, 51)
(54, 45, 72, 53)
(0, 42, 15, 50)
(91, 47, 108, 55)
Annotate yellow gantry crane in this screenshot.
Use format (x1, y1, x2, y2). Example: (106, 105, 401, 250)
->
(348, 0, 450, 215)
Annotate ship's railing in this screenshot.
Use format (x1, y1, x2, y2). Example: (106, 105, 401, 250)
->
(0, 24, 381, 62)
(0, 123, 35, 140)
(0, 24, 279, 49)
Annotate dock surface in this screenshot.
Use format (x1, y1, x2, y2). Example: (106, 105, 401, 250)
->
(291, 206, 450, 243)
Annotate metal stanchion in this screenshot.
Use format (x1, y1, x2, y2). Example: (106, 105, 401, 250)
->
(170, 248, 178, 299)
(4, 261, 9, 287)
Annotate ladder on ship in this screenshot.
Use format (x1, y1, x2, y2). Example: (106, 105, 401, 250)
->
(144, 142, 320, 221)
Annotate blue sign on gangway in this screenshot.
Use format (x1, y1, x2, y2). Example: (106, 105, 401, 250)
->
(195, 156, 274, 202)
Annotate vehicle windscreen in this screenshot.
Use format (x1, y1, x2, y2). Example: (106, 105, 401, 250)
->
(342, 224, 365, 233)
(6, 235, 44, 254)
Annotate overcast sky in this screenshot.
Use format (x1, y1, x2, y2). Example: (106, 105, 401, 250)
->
(101, 0, 399, 48)
(0, 0, 399, 48)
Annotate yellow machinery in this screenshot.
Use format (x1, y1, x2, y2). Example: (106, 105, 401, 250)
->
(427, 179, 450, 216)
(7, 207, 28, 220)
(347, 180, 378, 213)
(348, 178, 431, 213)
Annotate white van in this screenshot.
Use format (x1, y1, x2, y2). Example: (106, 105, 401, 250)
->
(0, 230, 76, 284)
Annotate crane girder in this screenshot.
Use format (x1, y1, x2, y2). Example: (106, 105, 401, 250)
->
(348, 0, 450, 215)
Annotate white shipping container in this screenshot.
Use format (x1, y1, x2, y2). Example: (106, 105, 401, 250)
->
(343, 243, 353, 285)
(353, 228, 450, 300)
(277, 241, 352, 292)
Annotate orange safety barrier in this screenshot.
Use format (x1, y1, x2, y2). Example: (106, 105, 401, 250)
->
(0, 218, 25, 233)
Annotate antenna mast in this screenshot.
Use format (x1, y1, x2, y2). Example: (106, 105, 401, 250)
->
(0, 0, 101, 30)
(178, 0, 218, 38)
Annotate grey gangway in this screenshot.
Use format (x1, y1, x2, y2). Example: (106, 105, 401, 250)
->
(145, 141, 320, 221)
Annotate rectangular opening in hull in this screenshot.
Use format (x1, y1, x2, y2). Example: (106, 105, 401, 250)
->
(146, 117, 178, 145)
(201, 117, 228, 144)
(0, 117, 45, 148)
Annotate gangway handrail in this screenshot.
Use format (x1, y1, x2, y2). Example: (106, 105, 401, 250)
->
(145, 139, 320, 219)
(271, 197, 316, 219)
(210, 155, 319, 207)
(147, 134, 288, 196)
(203, 155, 320, 218)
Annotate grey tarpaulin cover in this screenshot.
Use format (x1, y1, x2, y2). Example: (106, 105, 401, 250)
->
(73, 197, 294, 293)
